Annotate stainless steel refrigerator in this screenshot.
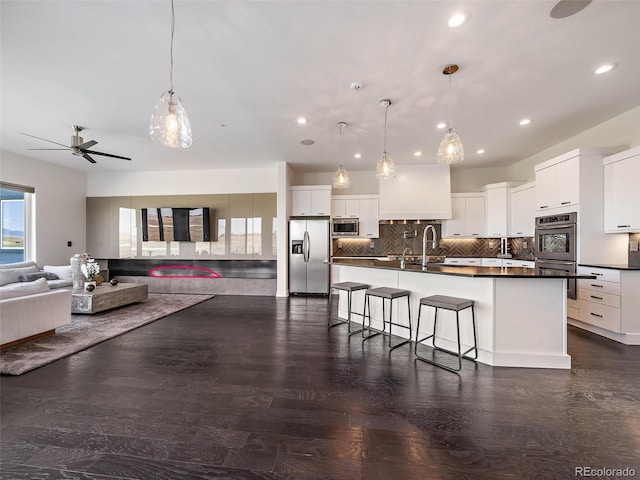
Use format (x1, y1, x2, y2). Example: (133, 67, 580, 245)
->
(289, 217, 330, 295)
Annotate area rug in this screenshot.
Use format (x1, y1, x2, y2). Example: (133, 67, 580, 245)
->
(0, 293, 213, 376)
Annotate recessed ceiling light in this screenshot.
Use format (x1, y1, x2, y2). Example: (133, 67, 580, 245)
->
(519, 118, 532, 126)
(354, 153, 362, 159)
(414, 151, 422, 157)
(297, 117, 308, 125)
(448, 12, 467, 27)
(477, 149, 485, 154)
(299, 139, 314, 146)
(595, 64, 614, 74)
(437, 122, 447, 129)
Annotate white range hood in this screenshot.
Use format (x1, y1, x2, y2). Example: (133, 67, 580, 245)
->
(378, 164, 452, 220)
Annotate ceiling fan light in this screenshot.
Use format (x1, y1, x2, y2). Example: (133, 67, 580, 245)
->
(437, 128, 464, 164)
(376, 151, 396, 180)
(149, 90, 192, 148)
(333, 164, 350, 189)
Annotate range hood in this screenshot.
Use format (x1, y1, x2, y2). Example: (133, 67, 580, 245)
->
(378, 164, 452, 220)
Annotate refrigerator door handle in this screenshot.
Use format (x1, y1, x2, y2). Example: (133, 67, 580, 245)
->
(303, 230, 310, 263)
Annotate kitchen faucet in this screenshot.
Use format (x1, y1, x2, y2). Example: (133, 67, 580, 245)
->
(401, 247, 411, 269)
(422, 224, 437, 267)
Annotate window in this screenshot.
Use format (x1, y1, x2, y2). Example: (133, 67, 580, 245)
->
(0, 182, 33, 265)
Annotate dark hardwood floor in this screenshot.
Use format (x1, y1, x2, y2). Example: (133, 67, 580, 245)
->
(1, 295, 639, 479)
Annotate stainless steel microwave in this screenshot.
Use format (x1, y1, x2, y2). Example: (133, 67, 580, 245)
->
(332, 218, 359, 237)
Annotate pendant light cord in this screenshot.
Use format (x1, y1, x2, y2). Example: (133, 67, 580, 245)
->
(383, 105, 389, 153)
(448, 73, 453, 129)
(169, 0, 175, 93)
(339, 122, 344, 166)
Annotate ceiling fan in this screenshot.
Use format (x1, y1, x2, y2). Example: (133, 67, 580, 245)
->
(19, 125, 132, 164)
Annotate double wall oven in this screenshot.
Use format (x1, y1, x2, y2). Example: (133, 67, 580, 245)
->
(535, 212, 577, 299)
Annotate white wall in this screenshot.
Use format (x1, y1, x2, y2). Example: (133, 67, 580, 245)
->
(87, 167, 277, 197)
(507, 105, 640, 182)
(450, 167, 513, 192)
(0, 151, 87, 265)
(292, 170, 379, 195)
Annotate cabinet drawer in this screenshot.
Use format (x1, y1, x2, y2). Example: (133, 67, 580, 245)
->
(577, 278, 621, 295)
(577, 266, 620, 283)
(579, 301, 621, 333)
(503, 260, 535, 268)
(482, 258, 503, 267)
(577, 289, 620, 308)
(445, 258, 481, 266)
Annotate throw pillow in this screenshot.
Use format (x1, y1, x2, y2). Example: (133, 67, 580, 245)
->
(19, 271, 59, 282)
(0, 266, 39, 286)
(0, 277, 50, 300)
(42, 265, 73, 281)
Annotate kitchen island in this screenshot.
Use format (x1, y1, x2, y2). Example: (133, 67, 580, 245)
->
(331, 259, 596, 369)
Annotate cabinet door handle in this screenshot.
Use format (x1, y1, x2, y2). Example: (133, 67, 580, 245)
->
(561, 201, 571, 205)
(453, 233, 461, 236)
(540, 205, 549, 209)
(590, 312, 603, 318)
(317, 212, 325, 215)
(590, 295, 603, 300)
(516, 232, 523, 234)
(591, 272, 603, 276)
(590, 284, 603, 288)
(472, 233, 480, 236)
(617, 224, 631, 228)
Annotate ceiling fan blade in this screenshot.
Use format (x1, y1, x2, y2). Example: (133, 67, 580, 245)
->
(77, 140, 97, 150)
(84, 149, 131, 161)
(18, 132, 70, 148)
(28, 148, 70, 151)
(82, 153, 97, 164)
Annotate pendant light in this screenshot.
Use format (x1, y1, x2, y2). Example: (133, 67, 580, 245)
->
(149, 0, 193, 148)
(332, 122, 350, 189)
(437, 64, 464, 164)
(377, 99, 396, 180)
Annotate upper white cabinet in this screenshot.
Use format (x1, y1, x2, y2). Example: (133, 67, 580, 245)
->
(534, 151, 581, 211)
(509, 182, 536, 237)
(484, 183, 511, 237)
(291, 185, 331, 216)
(332, 195, 380, 238)
(604, 147, 640, 233)
(331, 198, 360, 218)
(442, 193, 485, 238)
(378, 164, 452, 220)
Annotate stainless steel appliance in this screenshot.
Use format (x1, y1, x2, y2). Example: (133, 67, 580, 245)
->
(535, 212, 577, 299)
(289, 217, 330, 294)
(332, 218, 359, 237)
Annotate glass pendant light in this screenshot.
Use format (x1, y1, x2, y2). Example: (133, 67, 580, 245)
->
(332, 122, 350, 189)
(149, 0, 192, 148)
(377, 99, 396, 180)
(437, 64, 464, 164)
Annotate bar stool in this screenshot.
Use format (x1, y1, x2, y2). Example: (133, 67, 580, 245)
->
(414, 295, 477, 373)
(362, 287, 412, 350)
(328, 282, 369, 335)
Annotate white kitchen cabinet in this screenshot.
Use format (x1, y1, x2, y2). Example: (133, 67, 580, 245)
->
(442, 193, 485, 238)
(509, 182, 535, 237)
(503, 259, 535, 268)
(291, 186, 331, 216)
(534, 152, 580, 211)
(444, 257, 482, 266)
(358, 198, 379, 238)
(482, 258, 503, 267)
(484, 183, 509, 237)
(603, 147, 640, 233)
(332, 195, 379, 238)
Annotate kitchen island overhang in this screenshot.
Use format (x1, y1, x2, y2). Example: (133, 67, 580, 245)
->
(331, 260, 596, 370)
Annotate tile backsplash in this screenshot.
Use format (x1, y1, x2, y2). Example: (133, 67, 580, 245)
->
(332, 223, 535, 259)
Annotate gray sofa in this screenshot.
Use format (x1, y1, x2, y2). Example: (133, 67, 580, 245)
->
(0, 261, 72, 349)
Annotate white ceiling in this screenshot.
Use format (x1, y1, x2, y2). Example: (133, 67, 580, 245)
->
(2, 0, 640, 175)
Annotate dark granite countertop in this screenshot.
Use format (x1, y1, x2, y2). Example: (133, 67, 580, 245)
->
(578, 263, 640, 270)
(332, 259, 596, 279)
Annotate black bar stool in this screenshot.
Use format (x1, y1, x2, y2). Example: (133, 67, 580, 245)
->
(414, 294, 477, 372)
(328, 282, 369, 335)
(362, 287, 412, 350)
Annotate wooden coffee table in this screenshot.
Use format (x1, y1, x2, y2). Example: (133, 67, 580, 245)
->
(71, 283, 148, 314)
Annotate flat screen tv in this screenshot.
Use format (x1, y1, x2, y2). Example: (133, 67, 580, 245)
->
(141, 208, 210, 242)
